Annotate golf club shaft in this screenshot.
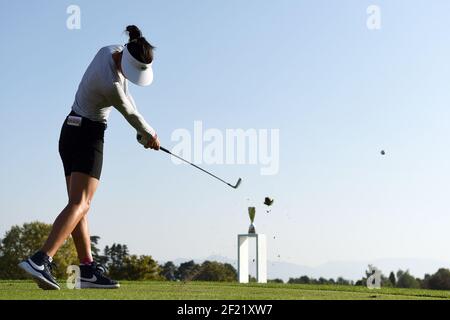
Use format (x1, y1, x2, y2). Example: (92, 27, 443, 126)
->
(160, 146, 234, 187)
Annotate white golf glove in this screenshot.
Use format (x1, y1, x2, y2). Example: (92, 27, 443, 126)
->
(137, 133, 149, 147)
(136, 133, 160, 150)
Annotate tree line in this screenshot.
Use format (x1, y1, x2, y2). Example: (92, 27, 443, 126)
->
(355, 266, 450, 290)
(0, 222, 237, 281)
(283, 266, 450, 290)
(1, 222, 450, 290)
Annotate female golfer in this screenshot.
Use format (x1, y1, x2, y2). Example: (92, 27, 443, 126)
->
(18, 25, 159, 289)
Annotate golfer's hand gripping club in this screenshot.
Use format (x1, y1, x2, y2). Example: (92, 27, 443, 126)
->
(137, 133, 160, 150)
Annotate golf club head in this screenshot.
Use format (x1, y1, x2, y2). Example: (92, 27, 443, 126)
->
(233, 178, 242, 189)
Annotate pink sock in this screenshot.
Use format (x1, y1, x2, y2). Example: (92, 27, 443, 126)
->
(81, 257, 93, 265)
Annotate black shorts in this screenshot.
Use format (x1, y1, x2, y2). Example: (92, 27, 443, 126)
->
(59, 111, 107, 180)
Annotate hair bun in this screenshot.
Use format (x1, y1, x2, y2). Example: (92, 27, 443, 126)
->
(123, 25, 155, 65)
(126, 25, 142, 42)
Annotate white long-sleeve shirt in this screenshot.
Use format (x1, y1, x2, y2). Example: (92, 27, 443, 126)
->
(72, 45, 156, 139)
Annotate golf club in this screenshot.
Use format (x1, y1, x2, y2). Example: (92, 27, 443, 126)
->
(137, 134, 242, 189)
(160, 147, 242, 189)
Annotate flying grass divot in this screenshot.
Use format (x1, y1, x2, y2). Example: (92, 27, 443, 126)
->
(264, 196, 274, 213)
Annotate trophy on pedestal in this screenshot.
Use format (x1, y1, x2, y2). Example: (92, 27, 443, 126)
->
(248, 207, 256, 234)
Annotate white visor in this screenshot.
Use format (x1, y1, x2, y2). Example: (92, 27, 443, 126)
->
(121, 46, 153, 86)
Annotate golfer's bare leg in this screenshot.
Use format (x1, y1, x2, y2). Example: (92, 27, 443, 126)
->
(72, 217, 92, 262)
(41, 172, 99, 257)
(65, 176, 94, 263)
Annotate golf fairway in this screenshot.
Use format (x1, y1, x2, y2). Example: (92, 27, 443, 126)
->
(1, 281, 450, 300)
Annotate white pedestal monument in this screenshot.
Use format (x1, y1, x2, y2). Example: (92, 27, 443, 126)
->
(237, 233, 267, 283)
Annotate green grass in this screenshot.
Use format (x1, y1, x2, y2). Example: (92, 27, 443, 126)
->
(1, 280, 450, 300)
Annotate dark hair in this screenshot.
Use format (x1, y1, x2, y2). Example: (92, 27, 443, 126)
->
(125, 25, 155, 64)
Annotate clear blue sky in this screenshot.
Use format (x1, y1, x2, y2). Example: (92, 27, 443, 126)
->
(1, 0, 450, 268)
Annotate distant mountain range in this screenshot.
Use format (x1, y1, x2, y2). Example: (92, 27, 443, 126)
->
(164, 256, 450, 282)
